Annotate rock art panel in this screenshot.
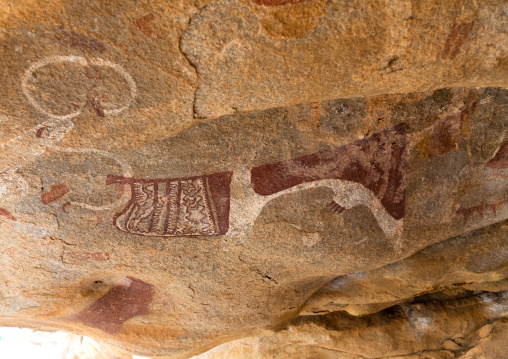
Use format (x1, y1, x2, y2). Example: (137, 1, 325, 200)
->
(107, 172, 233, 237)
(450, 132, 508, 232)
(21, 55, 137, 120)
(1, 82, 507, 359)
(107, 124, 406, 239)
(0, 2, 503, 359)
(0, 57, 136, 212)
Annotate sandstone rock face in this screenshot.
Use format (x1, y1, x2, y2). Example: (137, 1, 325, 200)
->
(0, 1, 507, 358)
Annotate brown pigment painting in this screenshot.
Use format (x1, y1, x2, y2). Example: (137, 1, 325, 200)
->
(0, 207, 16, 221)
(251, 123, 408, 220)
(107, 172, 233, 237)
(41, 184, 70, 205)
(428, 111, 465, 158)
(487, 140, 508, 169)
(70, 277, 154, 334)
(48, 27, 106, 53)
(441, 21, 475, 60)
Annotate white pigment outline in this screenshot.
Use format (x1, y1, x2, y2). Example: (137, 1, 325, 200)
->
(0, 119, 132, 210)
(15, 56, 136, 210)
(43, 144, 133, 211)
(227, 169, 404, 241)
(21, 55, 137, 120)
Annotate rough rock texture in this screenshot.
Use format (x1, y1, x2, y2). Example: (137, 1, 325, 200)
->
(0, 1, 507, 358)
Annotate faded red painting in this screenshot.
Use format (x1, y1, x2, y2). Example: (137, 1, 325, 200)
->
(487, 140, 508, 169)
(41, 184, 70, 204)
(428, 111, 464, 157)
(70, 277, 154, 334)
(0, 207, 16, 221)
(457, 197, 508, 226)
(441, 21, 474, 60)
(133, 14, 157, 39)
(107, 172, 233, 237)
(48, 27, 106, 53)
(251, 123, 408, 220)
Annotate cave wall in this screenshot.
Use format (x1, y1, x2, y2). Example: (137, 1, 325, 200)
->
(0, 1, 507, 358)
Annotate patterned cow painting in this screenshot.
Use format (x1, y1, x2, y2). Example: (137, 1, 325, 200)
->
(106, 172, 233, 237)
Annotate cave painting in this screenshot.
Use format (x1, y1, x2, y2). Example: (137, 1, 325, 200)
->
(251, 123, 407, 221)
(21, 55, 137, 120)
(41, 184, 70, 205)
(454, 135, 508, 227)
(457, 196, 508, 226)
(487, 139, 508, 169)
(1, 56, 136, 211)
(68, 277, 154, 334)
(47, 27, 106, 53)
(107, 124, 407, 238)
(441, 21, 475, 60)
(107, 172, 233, 237)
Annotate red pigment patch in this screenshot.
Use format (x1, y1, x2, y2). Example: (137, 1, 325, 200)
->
(428, 111, 464, 158)
(0, 208, 16, 221)
(487, 140, 508, 169)
(41, 184, 70, 204)
(441, 21, 474, 60)
(133, 14, 157, 39)
(253, 0, 311, 5)
(61, 202, 71, 213)
(49, 27, 106, 53)
(71, 277, 154, 334)
(251, 123, 408, 220)
(36, 126, 49, 138)
(90, 94, 105, 117)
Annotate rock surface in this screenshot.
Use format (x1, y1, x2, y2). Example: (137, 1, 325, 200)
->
(0, 1, 507, 358)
